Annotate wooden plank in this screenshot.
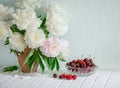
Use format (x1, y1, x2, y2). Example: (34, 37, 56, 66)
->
(104, 71, 120, 88)
(45, 78, 64, 88)
(1, 77, 17, 88)
(0, 75, 13, 87)
(56, 80, 73, 88)
(23, 75, 48, 88)
(2, 77, 25, 88)
(80, 70, 99, 88)
(13, 75, 48, 88)
(34, 77, 54, 88)
(0, 75, 11, 81)
(92, 71, 111, 88)
(100, 71, 111, 88)
(68, 77, 87, 88)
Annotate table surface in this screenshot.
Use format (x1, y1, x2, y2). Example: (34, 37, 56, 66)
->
(0, 67, 120, 88)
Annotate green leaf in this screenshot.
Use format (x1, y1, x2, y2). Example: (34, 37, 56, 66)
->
(41, 55, 50, 69)
(23, 49, 35, 66)
(39, 17, 49, 38)
(40, 26, 49, 38)
(2, 65, 19, 72)
(28, 54, 35, 72)
(37, 54, 45, 73)
(4, 37, 9, 45)
(23, 50, 38, 72)
(51, 58, 56, 71)
(40, 18, 46, 26)
(37, 15, 41, 19)
(57, 54, 67, 62)
(10, 24, 26, 35)
(55, 58, 60, 71)
(37, 49, 51, 70)
(19, 30, 26, 35)
(10, 49, 22, 55)
(60, 59, 66, 62)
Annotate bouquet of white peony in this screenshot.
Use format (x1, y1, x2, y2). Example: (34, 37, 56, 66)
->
(0, 0, 70, 73)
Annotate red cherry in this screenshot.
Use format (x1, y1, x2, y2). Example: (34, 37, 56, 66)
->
(85, 60, 91, 66)
(77, 59, 82, 63)
(71, 63, 75, 67)
(75, 65, 79, 68)
(61, 74, 66, 78)
(59, 75, 63, 79)
(86, 66, 91, 72)
(89, 59, 93, 63)
(90, 63, 96, 67)
(66, 63, 69, 66)
(79, 60, 86, 68)
(68, 67, 71, 70)
(72, 69, 75, 72)
(81, 60, 86, 64)
(66, 74, 72, 80)
(53, 73, 57, 78)
(66, 62, 71, 66)
(83, 58, 88, 62)
(72, 75, 77, 80)
(72, 60, 76, 63)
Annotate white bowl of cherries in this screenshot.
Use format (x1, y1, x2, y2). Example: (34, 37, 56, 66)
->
(66, 57, 98, 77)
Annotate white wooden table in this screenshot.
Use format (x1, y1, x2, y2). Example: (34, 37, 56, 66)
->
(0, 66, 120, 88)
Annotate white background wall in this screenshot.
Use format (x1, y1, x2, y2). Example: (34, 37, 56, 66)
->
(0, 0, 120, 70)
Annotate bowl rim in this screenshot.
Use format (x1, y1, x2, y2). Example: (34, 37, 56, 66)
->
(65, 64, 98, 69)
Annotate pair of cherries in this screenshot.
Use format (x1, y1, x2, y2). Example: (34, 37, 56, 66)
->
(53, 73, 77, 80)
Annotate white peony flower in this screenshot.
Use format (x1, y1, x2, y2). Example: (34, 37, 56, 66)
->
(0, 22, 9, 41)
(15, 0, 42, 9)
(12, 8, 42, 31)
(9, 33, 26, 52)
(24, 29, 46, 49)
(40, 37, 61, 57)
(26, 18, 42, 31)
(59, 39, 70, 60)
(46, 3, 68, 36)
(0, 4, 14, 21)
